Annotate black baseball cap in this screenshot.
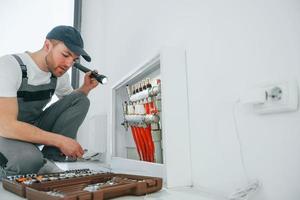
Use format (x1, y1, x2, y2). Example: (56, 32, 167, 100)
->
(46, 25, 91, 62)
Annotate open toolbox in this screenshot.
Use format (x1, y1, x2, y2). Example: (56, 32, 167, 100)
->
(2, 169, 163, 200)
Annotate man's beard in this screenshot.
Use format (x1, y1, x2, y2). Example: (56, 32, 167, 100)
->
(45, 55, 56, 75)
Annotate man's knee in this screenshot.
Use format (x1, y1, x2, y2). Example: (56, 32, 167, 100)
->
(73, 91, 90, 113)
(11, 150, 44, 174)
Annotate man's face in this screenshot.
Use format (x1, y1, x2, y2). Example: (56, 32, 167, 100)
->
(45, 41, 79, 77)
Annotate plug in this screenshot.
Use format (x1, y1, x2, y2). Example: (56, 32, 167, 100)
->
(239, 88, 267, 105)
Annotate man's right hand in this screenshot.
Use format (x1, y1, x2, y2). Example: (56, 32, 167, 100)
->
(0, 97, 84, 159)
(57, 135, 84, 158)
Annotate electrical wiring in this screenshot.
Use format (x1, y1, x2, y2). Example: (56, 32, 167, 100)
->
(232, 100, 249, 181)
(131, 126, 142, 160)
(228, 100, 260, 200)
(135, 127, 147, 161)
(145, 100, 155, 162)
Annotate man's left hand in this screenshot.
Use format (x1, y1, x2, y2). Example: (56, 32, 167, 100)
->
(78, 71, 99, 95)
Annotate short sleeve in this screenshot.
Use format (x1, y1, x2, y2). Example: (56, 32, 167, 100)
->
(0, 55, 22, 97)
(55, 72, 74, 99)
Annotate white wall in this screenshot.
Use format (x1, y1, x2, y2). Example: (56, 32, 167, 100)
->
(81, 0, 300, 199)
(76, 0, 108, 153)
(0, 0, 74, 55)
(0, 0, 74, 105)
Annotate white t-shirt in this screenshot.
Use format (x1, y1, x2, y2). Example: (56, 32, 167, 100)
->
(0, 53, 73, 99)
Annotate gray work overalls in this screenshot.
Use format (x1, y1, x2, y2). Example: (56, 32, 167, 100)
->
(0, 54, 90, 175)
(13, 54, 57, 123)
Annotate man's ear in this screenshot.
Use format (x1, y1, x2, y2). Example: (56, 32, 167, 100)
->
(44, 39, 52, 52)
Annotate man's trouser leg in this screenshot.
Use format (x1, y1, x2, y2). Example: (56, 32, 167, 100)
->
(0, 137, 44, 175)
(0, 92, 89, 175)
(36, 91, 90, 161)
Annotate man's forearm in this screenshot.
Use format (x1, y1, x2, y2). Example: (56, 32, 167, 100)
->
(0, 120, 63, 148)
(75, 86, 90, 96)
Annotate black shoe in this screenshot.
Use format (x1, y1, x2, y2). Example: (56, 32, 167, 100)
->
(0, 166, 6, 181)
(42, 147, 77, 162)
(38, 159, 64, 173)
(0, 152, 7, 180)
(44, 154, 77, 162)
(56, 156, 77, 162)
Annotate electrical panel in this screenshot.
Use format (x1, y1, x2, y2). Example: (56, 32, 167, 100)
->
(110, 48, 192, 188)
(121, 77, 163, 163)
(113, 63, 163, 164)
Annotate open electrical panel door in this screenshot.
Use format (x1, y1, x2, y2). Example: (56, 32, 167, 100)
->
(109, 47, 192, 188)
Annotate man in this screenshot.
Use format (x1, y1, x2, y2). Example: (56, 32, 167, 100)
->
(0, 25, 98, 177)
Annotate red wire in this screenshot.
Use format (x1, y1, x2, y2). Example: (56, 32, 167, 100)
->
(139, 126, 151, 161)
(135, 126, 147, 161)
(144, 101, 155, 162)
(145, 126, 154, 162)
(130, 126, 142, 160)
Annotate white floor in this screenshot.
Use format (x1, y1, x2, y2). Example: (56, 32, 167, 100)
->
(0, 161, 224, 200)
(0, 185, 222, 200)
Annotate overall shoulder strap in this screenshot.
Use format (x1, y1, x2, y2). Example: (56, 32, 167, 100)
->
(11, 54, 27, 78)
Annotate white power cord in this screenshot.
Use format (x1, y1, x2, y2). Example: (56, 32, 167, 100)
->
(229, 100, 261, 200)
(232, 100, 249, 181)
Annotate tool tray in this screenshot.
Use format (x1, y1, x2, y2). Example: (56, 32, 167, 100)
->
(2, 169, 163, 200)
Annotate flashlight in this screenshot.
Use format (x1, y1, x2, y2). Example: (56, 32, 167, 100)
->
(73, 63, 108, 84)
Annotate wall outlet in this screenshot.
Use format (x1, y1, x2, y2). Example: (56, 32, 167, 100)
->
(253, 80, 298, 114)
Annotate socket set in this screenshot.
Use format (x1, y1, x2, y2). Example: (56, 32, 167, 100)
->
(2, 169, 163, 200)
